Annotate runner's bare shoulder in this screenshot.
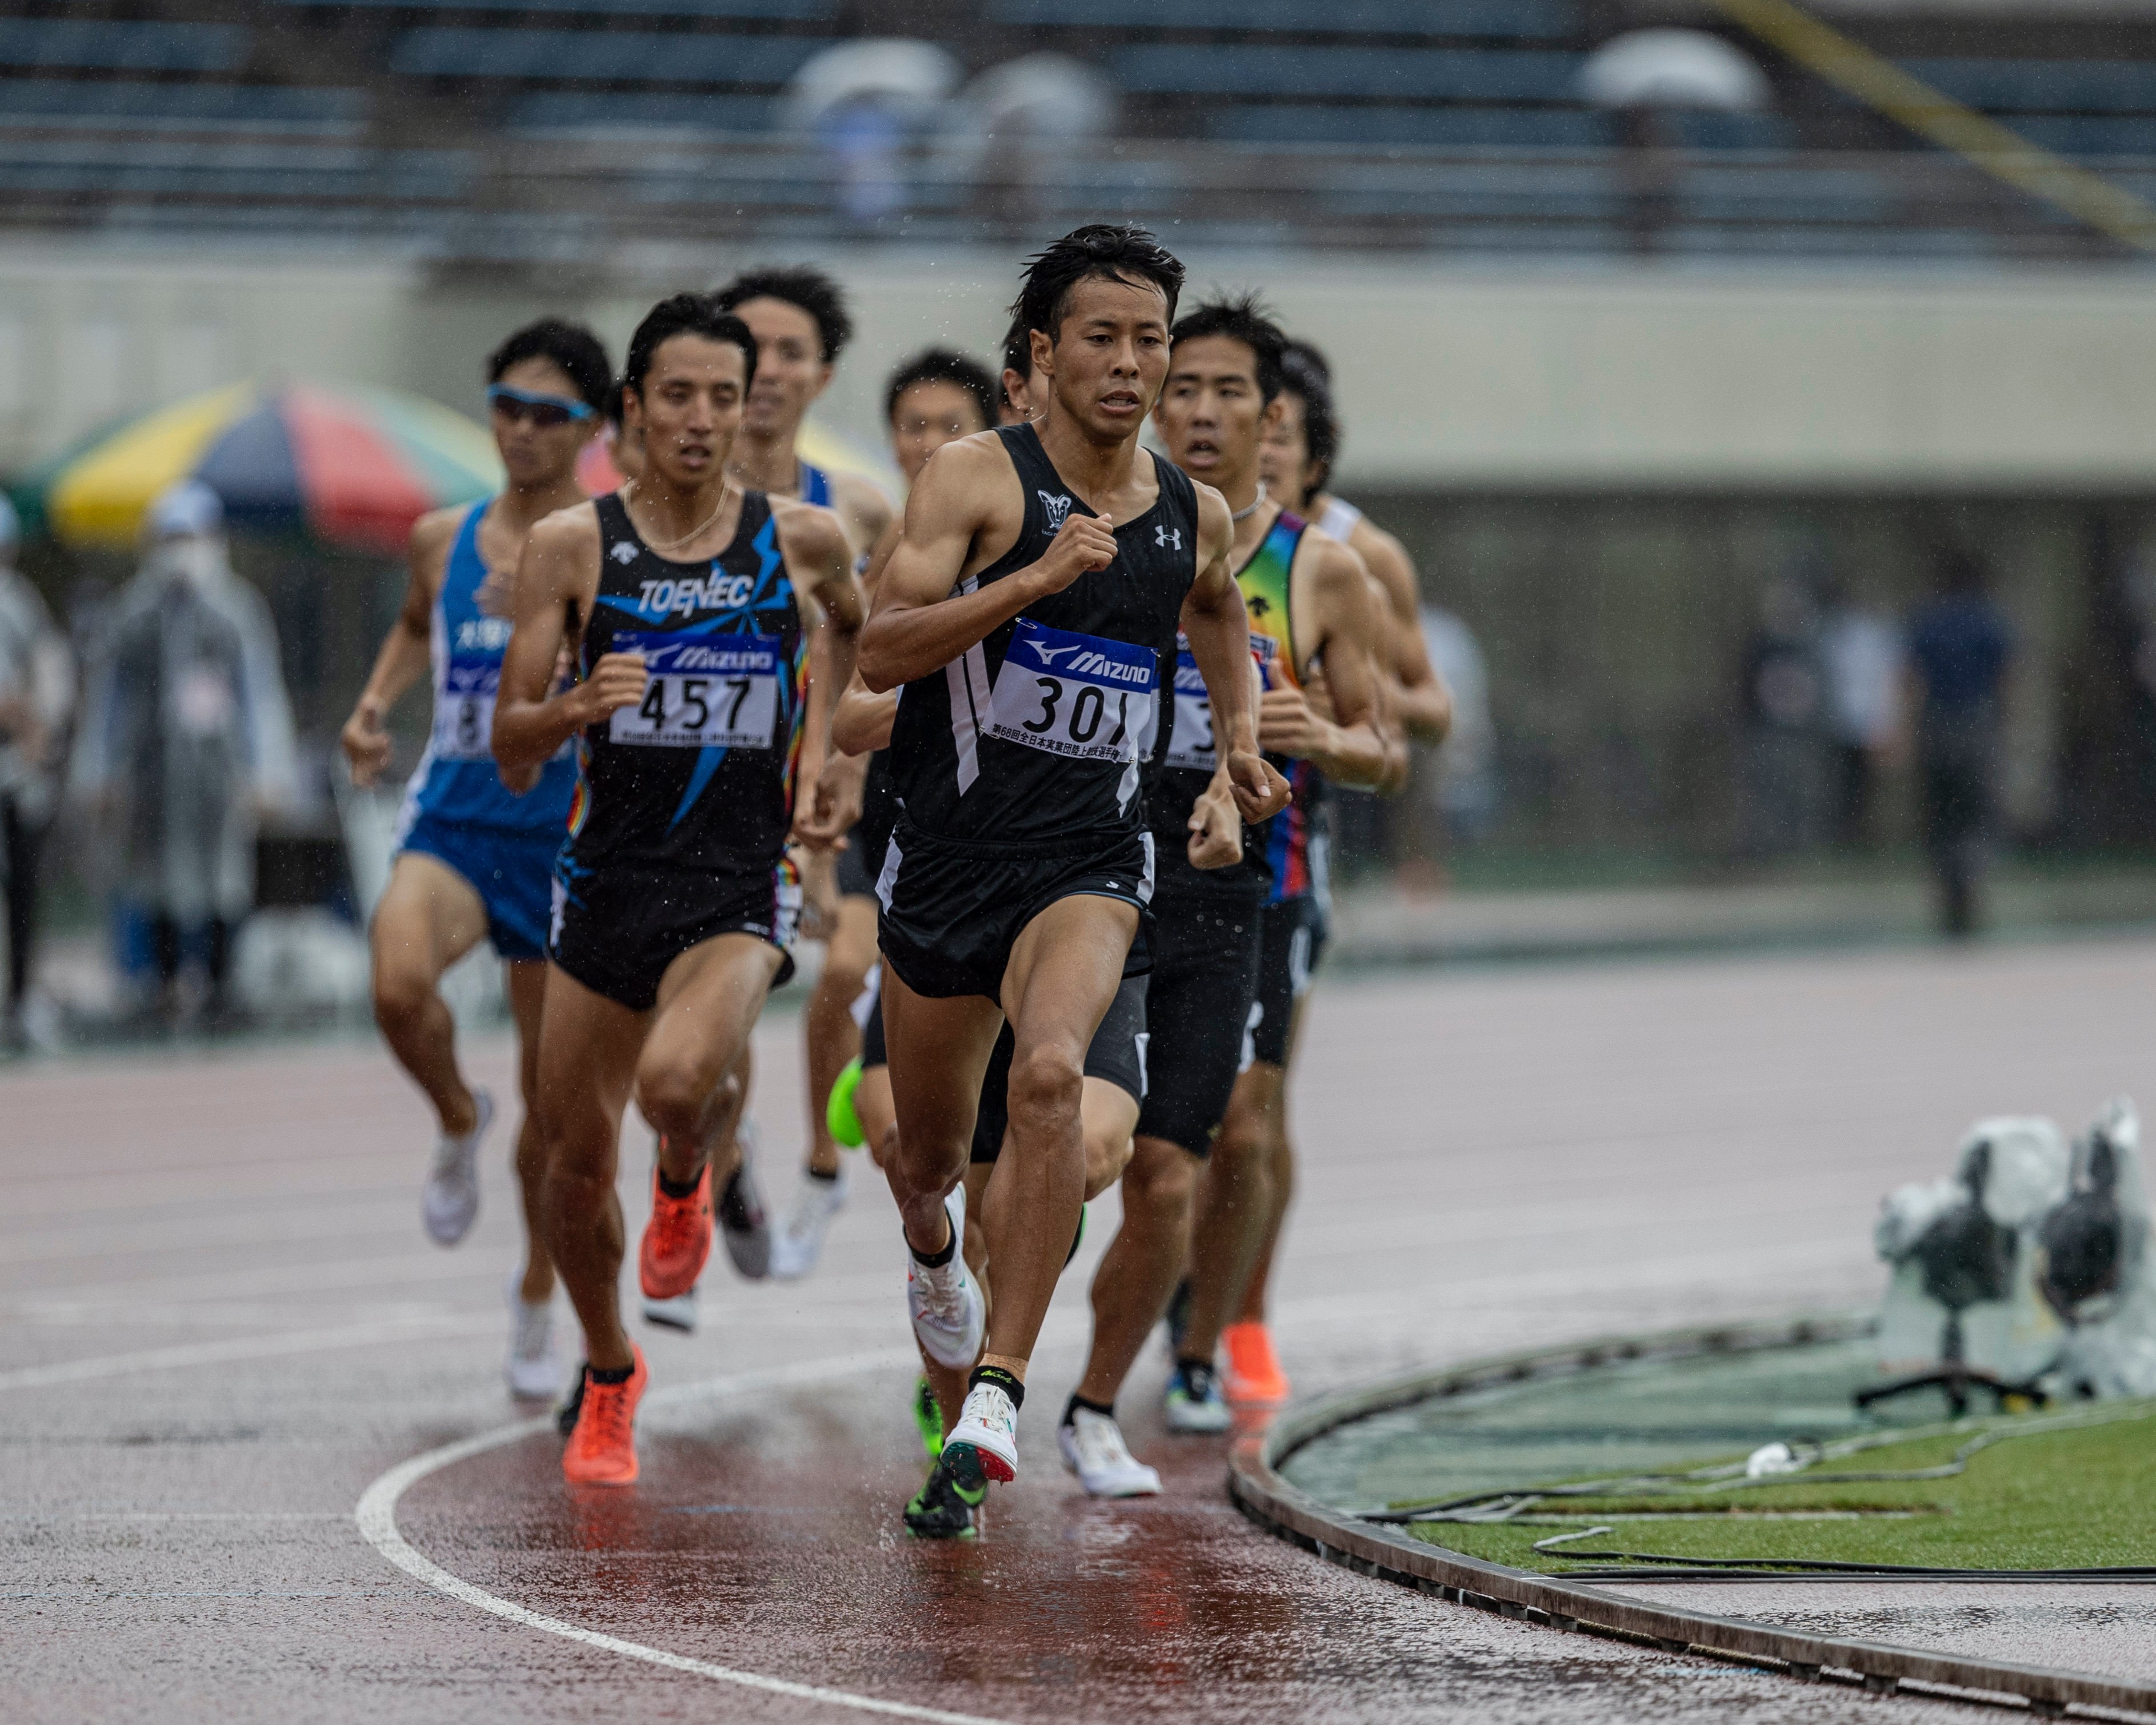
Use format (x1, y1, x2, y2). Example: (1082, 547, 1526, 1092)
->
(770, 494, 850, 572)
(407, 505, 469, 595)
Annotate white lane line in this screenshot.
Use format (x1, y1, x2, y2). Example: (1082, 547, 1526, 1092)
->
(355, 1351, 1017, 1725)
(0, 1314, 498, 1390)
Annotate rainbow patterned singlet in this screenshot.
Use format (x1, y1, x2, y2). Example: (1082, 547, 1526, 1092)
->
(1234, 508, 1324, 904)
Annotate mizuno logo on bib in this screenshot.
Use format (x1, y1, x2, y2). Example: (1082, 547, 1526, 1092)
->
(434, 654, 502, 761)
(987, 618, 1154, 765)
(607, 630, 781, 749)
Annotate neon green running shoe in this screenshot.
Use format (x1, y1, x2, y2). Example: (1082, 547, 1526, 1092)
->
(912, 1374, 944, 1459)
(904, 1444, 987, 1540)
(826, 1057, 865, 1150)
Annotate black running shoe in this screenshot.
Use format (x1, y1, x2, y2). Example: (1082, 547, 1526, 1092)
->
(904, 1444, 987, 1540)
(555, 1365, 587, 1438)
(1164, 1276, 1193, 1357)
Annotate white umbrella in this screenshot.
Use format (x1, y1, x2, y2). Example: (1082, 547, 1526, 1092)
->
(1578, 28, 1771, 111)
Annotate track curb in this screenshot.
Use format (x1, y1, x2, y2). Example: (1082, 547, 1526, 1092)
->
(1226, 1314, 2156, 1720)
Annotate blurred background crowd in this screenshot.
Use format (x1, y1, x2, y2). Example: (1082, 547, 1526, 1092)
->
(7, 0, 2156, 1051)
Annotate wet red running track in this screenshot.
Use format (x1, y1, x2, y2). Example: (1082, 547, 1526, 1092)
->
(12, 938, 2156, 1722)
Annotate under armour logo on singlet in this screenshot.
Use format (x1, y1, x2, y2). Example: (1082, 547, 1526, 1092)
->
(610, 541, 639, 564)
(1156, 525, 1182, 550)
(1039, 492, 1073, 533)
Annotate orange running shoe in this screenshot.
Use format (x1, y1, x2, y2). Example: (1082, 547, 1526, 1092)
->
(638, 1158, 712, 1299)
(1221, 1321, 1290, 1407)
(561, 1347, 647, 1486)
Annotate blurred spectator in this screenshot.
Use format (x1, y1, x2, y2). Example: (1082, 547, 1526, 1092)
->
(1738, 573, 1829, 858)
(0, 496, 76, 1050)
(1818, 576, 1904, 847)
(1907, 548, 2013, 939)
(70, 481, 297, 1024)
(1420, 603, 1496, 844)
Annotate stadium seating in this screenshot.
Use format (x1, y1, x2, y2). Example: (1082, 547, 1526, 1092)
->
(0, 138, 474, 203)
(1207, 106, 1611, 150)
(988, 0, 1575, 38)
(274, 0, 831, 15)
(390, 27, 822, 84)
(1110, 46, 1582, 102)
(0, 19, 250, 74)
(507, 91, 774, 136)
(0, 80, 369, 137)
(1907, 58, 2156, 115)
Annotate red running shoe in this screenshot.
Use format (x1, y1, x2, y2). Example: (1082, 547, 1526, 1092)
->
(639, 1159, 713, 1299)
(561, 1347, 647, 1486)
(1222, 1321, 1291, 1408)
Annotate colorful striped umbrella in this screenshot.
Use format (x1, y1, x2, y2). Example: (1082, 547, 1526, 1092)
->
(19, 381, 503, 556)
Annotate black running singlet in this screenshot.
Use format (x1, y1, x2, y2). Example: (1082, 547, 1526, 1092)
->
(561, 490, 805, 875)
(887, 422, 1198, 848)
(1141, 506, 1310, 898)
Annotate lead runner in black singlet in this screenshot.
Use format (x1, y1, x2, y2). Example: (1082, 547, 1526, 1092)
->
(493, 295, 862, 1490)
(858, 226, 1289, 1512)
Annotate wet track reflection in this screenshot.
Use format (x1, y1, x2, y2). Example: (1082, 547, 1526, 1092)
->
(18, 941, 2156, 1721)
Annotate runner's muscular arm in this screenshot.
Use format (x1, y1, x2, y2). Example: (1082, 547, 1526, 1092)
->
(829, 470, 893, 565)
(783, 506, 867, 847)
(832, 514, 901, 756)
(1262, 536, 1389, 790)
(491, 505, 642, 789)
(1353, 520, 1451, 744)
(339, 508, 457, 787)
(1181, 484, 1291, 828)
(857, 437, 1116, 694)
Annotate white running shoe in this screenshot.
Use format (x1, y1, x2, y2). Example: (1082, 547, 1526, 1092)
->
(946, 1377, 1019, 1483)
(1058, 1406, 1161, 1498)
(505, 1273, 565, 1400)
(1163, 1360, 1233, 1434)
(718, 1120, 771, 1280)
(906, 1187, 984, 1370)
(641, 1285, 700, 1333)
(422, 1088, 493, 1246)
(769, 1168, 848, 1280)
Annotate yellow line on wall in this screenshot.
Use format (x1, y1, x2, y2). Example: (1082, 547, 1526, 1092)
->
(1708, 0, 2156, 251)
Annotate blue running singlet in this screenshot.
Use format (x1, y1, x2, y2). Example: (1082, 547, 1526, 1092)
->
(399, 501, 577, 836)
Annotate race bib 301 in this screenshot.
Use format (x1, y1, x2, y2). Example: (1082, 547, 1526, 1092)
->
(607, 630, 781, 749)
(986, 618, 1155, 765)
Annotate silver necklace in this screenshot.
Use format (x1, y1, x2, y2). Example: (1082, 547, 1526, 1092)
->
(625, 477, 731, 556)
(1231, 483, 1269, 524)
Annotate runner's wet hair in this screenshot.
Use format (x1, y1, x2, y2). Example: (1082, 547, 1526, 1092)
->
(885, 348, 999, 430)
(1012, 223, 1185, 344)
(1279, 345, 1341, 509)
(487, 318, 612, 412)
(622, 294, 758, 398)
(711, 264, 854, 363)
(1169, 293, 1288, 405)
(601, 378, 625, 432)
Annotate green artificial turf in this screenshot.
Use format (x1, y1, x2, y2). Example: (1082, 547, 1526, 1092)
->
(1406, 1403, 2156, 1574)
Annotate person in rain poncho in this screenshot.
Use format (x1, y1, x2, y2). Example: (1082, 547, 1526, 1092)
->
(0, 494, 77, 1048)
(71, 481, 296, 1021)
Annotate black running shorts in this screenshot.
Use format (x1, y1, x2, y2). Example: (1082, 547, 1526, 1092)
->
(549, 860, 799, 1013)
(874, 820, 1154, 1003)
(1247, 892, 1328, 1069)
(970, 972, 1147, 1164)
(1135, 883, 1265, 1159)
(855, 967, 1145, 1162)
(834, 824, 879, 899)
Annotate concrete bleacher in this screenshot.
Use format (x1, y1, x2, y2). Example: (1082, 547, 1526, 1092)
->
(987, 0, 1575, 37)
(389, 26, 823, 83)
(0, 79, 368, 136)
(0, 19, 250, 73)
(275, 0, 829, 13)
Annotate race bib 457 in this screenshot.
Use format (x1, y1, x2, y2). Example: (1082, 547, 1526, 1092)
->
(607, 630, 782, 749)
(987, 618, 1155, 765)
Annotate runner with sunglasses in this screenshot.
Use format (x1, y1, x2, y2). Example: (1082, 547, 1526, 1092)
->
(339, 318, 611, 1401)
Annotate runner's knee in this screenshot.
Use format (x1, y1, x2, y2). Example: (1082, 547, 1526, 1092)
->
(1006, 1042, 1084, 1141)
(1123, 1142, 1196, 1220)
(634, 1054, 718, 1145)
